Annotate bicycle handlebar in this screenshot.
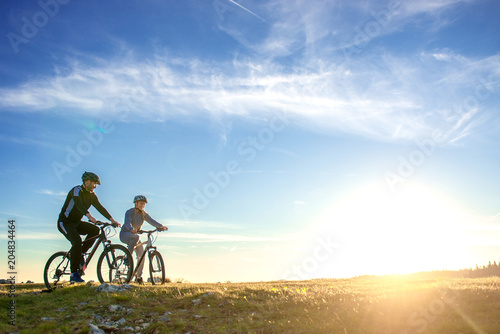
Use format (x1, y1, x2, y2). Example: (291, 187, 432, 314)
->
(94, 220, 119, 228)
(93, 221, 166, 232)
(137, 228, 165, 234)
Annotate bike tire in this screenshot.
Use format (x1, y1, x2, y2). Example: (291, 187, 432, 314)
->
(149, 250, 165, 285)
(96, 244, 133, 284)
(44, 251, 70, 290)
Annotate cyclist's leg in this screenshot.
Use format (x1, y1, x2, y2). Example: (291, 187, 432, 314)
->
(135, 242, 145, 278)
(58, 220, 82, 274)
(78, 221, 100, 254)
(120, 230, 139, 255)
(120, 231, 144, 277)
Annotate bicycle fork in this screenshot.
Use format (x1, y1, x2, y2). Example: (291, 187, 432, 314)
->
(55, 253, 71, 280)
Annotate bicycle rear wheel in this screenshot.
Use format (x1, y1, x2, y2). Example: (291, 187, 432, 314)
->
(44, 251, 71, 290)
(149, 250, 165, 285)
(96, 245, 133, 284)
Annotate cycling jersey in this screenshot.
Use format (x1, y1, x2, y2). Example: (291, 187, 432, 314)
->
(121, 208, 162, 233)
(58, 185, 112, 223)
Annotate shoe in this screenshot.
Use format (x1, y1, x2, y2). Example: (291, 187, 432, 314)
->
(136, 277, 144, 285)
(70, 272, 85, 283)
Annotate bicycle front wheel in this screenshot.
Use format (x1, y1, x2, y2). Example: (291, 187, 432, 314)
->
(97, 245, 133, 284)
(149, 250, 165, 285)
(44, 251, 71, 290)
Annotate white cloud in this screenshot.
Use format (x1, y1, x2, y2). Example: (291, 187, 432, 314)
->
(398, 0, 472, 16)
(15, 232, 61, 240)
(0, 0, 498, 143)
(168, 232, 280, 243)
(37, 189, 67, 197)
(0, 52, 497, 143)
(163, 219, 243, 229)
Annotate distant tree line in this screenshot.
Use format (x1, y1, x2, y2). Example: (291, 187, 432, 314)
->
(459, 260, 500, 278)
(408, 260, 500, 279)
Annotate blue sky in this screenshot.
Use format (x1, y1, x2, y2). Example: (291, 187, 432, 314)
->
(1, 0, 500, 283)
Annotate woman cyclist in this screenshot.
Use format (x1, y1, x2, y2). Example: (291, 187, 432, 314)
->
(120, 195, 168, 284)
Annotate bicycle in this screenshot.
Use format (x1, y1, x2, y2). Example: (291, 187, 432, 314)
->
(129, 228, 166, 285)
(43, 221, 134, 290)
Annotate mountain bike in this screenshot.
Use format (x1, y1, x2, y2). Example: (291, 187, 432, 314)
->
(130, 228, 166, 285)
(43, 221, 134, 290)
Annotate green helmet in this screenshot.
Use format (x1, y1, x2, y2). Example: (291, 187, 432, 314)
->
(82, 171, 101, 185)
(134, 195, 148, 203)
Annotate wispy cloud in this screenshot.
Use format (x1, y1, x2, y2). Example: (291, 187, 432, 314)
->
(0, 210, 40, 221)
(482, 213, 500, 224)
(0, 52, 497, 142)
(15, 232, 61, 240)
(168, 232, 280, 243)
(0, 133, 60, 149)
(37, 189, 67, 197)
(163, 219, 281, 244)
(398, 0, 473, 17)
(163, 219, 243, 229)
(0, 0, 497, 144)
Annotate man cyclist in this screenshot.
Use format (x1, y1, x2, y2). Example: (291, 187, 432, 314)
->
(120, 195, 168, 284)
(57, 171, 121, 283)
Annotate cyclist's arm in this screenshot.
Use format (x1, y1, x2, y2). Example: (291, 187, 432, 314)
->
(144, 212, 167, 230)
(91, 194, 121, 226)
(91, 194, 113, 221)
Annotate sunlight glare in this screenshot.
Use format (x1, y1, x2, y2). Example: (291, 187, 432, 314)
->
(315, 181, 471, 277)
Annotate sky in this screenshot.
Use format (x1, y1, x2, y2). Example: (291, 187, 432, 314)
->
(1, 0, 500, 284)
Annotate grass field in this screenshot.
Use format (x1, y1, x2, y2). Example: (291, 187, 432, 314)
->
(1, 276, 500, 333)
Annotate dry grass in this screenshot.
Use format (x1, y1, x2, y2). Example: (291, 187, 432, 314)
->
(1, 276, 500, 333)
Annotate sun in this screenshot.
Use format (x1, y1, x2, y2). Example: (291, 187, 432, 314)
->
(313, 181, 471, 277)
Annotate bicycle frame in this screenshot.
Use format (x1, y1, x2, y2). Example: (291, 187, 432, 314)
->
(130, 229, 158, 279)
(80, 222, 115, 271)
